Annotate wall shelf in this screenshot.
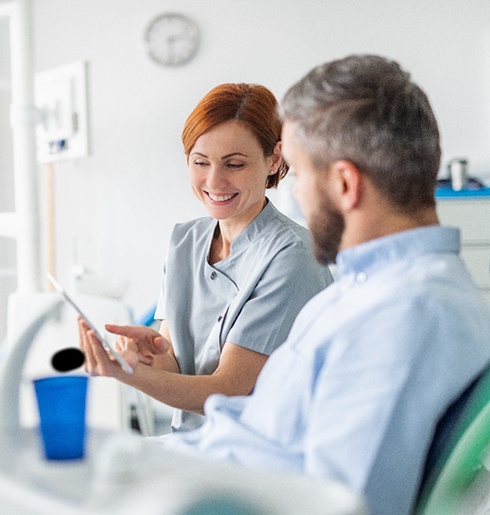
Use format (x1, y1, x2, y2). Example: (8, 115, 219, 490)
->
(436, 186, 490, 199)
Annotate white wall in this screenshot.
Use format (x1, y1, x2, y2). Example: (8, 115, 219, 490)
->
(4, 0, 490, 319)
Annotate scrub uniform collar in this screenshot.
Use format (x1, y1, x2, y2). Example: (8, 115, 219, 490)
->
(228, 199, 278, 253)
(335, 225, 460, 279)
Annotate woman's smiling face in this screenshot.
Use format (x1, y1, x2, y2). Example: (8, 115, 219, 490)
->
(188, 119, 278, 231)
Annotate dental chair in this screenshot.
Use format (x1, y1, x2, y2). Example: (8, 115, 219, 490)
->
(0, 296, 368, 515)
(415, 363, 490, 514)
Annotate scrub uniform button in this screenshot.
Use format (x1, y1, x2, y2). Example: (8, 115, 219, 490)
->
(210, 271, 217, 280)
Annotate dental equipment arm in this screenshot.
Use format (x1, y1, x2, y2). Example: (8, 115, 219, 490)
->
(0, 297, 63, 438)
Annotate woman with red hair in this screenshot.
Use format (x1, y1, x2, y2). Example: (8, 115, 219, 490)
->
(80, 83, 331, 432)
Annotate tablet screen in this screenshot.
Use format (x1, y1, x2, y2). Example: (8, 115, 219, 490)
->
(47, 273, 133, 374)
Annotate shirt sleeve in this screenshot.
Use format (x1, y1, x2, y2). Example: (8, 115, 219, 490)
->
(226, 246, 329, 355)
(153, 262, 167, 321)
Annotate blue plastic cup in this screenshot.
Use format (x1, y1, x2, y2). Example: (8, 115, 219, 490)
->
(33, 375, 88, 460)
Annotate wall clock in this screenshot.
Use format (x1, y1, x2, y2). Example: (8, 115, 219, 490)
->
(144, 13, 200, 67)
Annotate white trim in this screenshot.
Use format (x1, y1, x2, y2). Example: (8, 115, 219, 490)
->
(9, 0, 41, 292)
(0, 2, 15, 18)
(0, 213, 16, 239)
(0, 269, 16, 278)
(0, 78, 11, 91)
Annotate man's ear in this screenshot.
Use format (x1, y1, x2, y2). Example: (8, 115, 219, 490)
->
(330, 160, 362, 211)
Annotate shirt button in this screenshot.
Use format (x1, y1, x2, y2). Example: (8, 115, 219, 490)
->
(210, 271, 217, 280)
(356, 272, 367, 283)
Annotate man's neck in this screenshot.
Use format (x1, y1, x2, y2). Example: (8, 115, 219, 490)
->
(341, 203, 439, 250)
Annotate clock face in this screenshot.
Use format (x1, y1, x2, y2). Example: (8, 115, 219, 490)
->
(144, 13, 200, 67)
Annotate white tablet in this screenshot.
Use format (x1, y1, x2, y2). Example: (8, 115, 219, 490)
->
(47, 273, 133, 374)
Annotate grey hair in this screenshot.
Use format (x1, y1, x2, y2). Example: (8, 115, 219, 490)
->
(281, 55, 441, 210)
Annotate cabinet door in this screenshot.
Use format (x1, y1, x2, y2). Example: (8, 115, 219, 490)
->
(437, 200, 490, 243)
(460, 247, 490, 289)
(437, 198, 490, 308)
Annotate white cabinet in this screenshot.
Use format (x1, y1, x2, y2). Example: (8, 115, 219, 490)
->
(436, 195, 490, 306)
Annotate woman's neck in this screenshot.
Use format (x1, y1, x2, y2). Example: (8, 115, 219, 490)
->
(208, 197, 268, 264)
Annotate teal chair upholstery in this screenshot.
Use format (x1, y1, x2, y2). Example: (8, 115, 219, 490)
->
(415, 365, 490, 514)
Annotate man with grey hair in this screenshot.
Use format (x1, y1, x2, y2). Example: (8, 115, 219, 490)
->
(160, 55, 490, 514)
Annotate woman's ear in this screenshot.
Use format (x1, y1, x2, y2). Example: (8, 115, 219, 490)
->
(270, 141, 282, 171)
(330, 160, 362, 211)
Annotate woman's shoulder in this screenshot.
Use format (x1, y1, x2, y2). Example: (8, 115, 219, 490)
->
(172, 216, 214, 237)
(168, 217, 215, 254)
(265, 202, 313, 247)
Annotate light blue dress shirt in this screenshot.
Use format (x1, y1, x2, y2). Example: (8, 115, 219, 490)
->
(155, 201, 331, 431)
(164, 226, 490, 515)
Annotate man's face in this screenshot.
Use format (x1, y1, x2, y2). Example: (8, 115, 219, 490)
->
(281, 120, 344, 264)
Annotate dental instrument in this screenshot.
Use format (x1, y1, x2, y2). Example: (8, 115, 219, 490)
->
(51, 347, 85, 372)
(0, 296, 63, 437)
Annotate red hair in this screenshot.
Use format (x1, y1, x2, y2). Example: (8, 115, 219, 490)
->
(182, 83, 288, 188)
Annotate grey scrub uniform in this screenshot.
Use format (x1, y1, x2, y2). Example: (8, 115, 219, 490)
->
(155, 200, 332, 431)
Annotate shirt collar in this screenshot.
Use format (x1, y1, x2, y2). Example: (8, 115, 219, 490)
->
(230, 199, 278, 252)
(335, 226, 461, 279)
